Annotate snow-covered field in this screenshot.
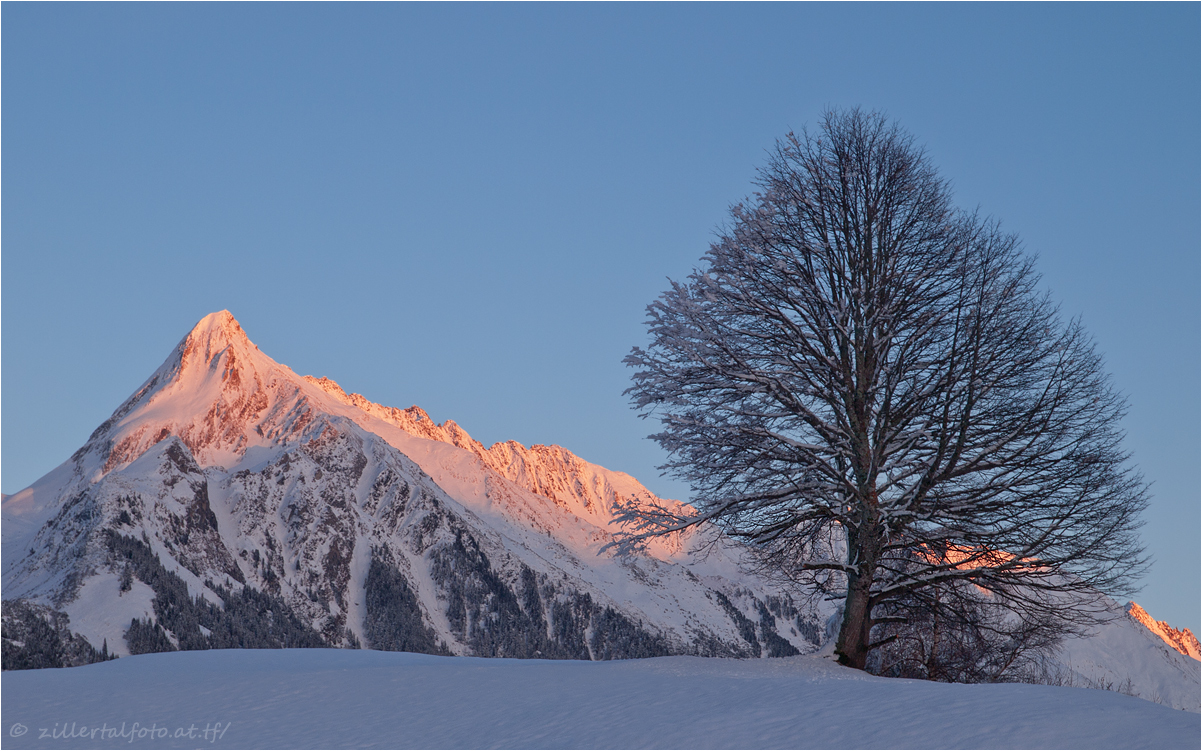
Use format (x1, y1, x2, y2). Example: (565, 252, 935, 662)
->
(2, 649, 1197, 749)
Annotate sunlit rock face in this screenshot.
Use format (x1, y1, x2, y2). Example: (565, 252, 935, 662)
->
(3, 311, 823, 666)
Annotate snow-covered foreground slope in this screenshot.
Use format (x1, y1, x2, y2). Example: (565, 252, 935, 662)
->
(3, 649, 1197, 750)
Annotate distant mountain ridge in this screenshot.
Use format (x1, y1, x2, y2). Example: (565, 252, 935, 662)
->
(1, 311, 1197, 712)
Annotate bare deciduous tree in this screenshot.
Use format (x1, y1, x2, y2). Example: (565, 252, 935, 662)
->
(616, 109, 1148, 672)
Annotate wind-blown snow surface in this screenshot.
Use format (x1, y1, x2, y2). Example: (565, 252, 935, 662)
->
(3, 649, 1197, 750)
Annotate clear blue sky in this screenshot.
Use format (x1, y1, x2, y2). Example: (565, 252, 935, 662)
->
(4, 4, 1198, 634)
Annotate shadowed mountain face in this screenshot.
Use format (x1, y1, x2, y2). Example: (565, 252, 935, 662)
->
(2, 312, 822, 666)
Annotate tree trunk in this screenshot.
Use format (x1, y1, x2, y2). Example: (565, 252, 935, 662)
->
(835, 568, 875, 669)
(836, 500, 881, 670)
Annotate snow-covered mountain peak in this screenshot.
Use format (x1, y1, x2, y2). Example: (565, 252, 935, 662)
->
(59, 310, 682, 539)
(173, 310, 257, 374)
(181, 309, 253, 358)
(29, 310, 318, 497)
(6, 310, 695, 572)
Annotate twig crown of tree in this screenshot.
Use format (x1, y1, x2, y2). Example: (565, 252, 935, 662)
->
(617, 108, 1149, 672)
